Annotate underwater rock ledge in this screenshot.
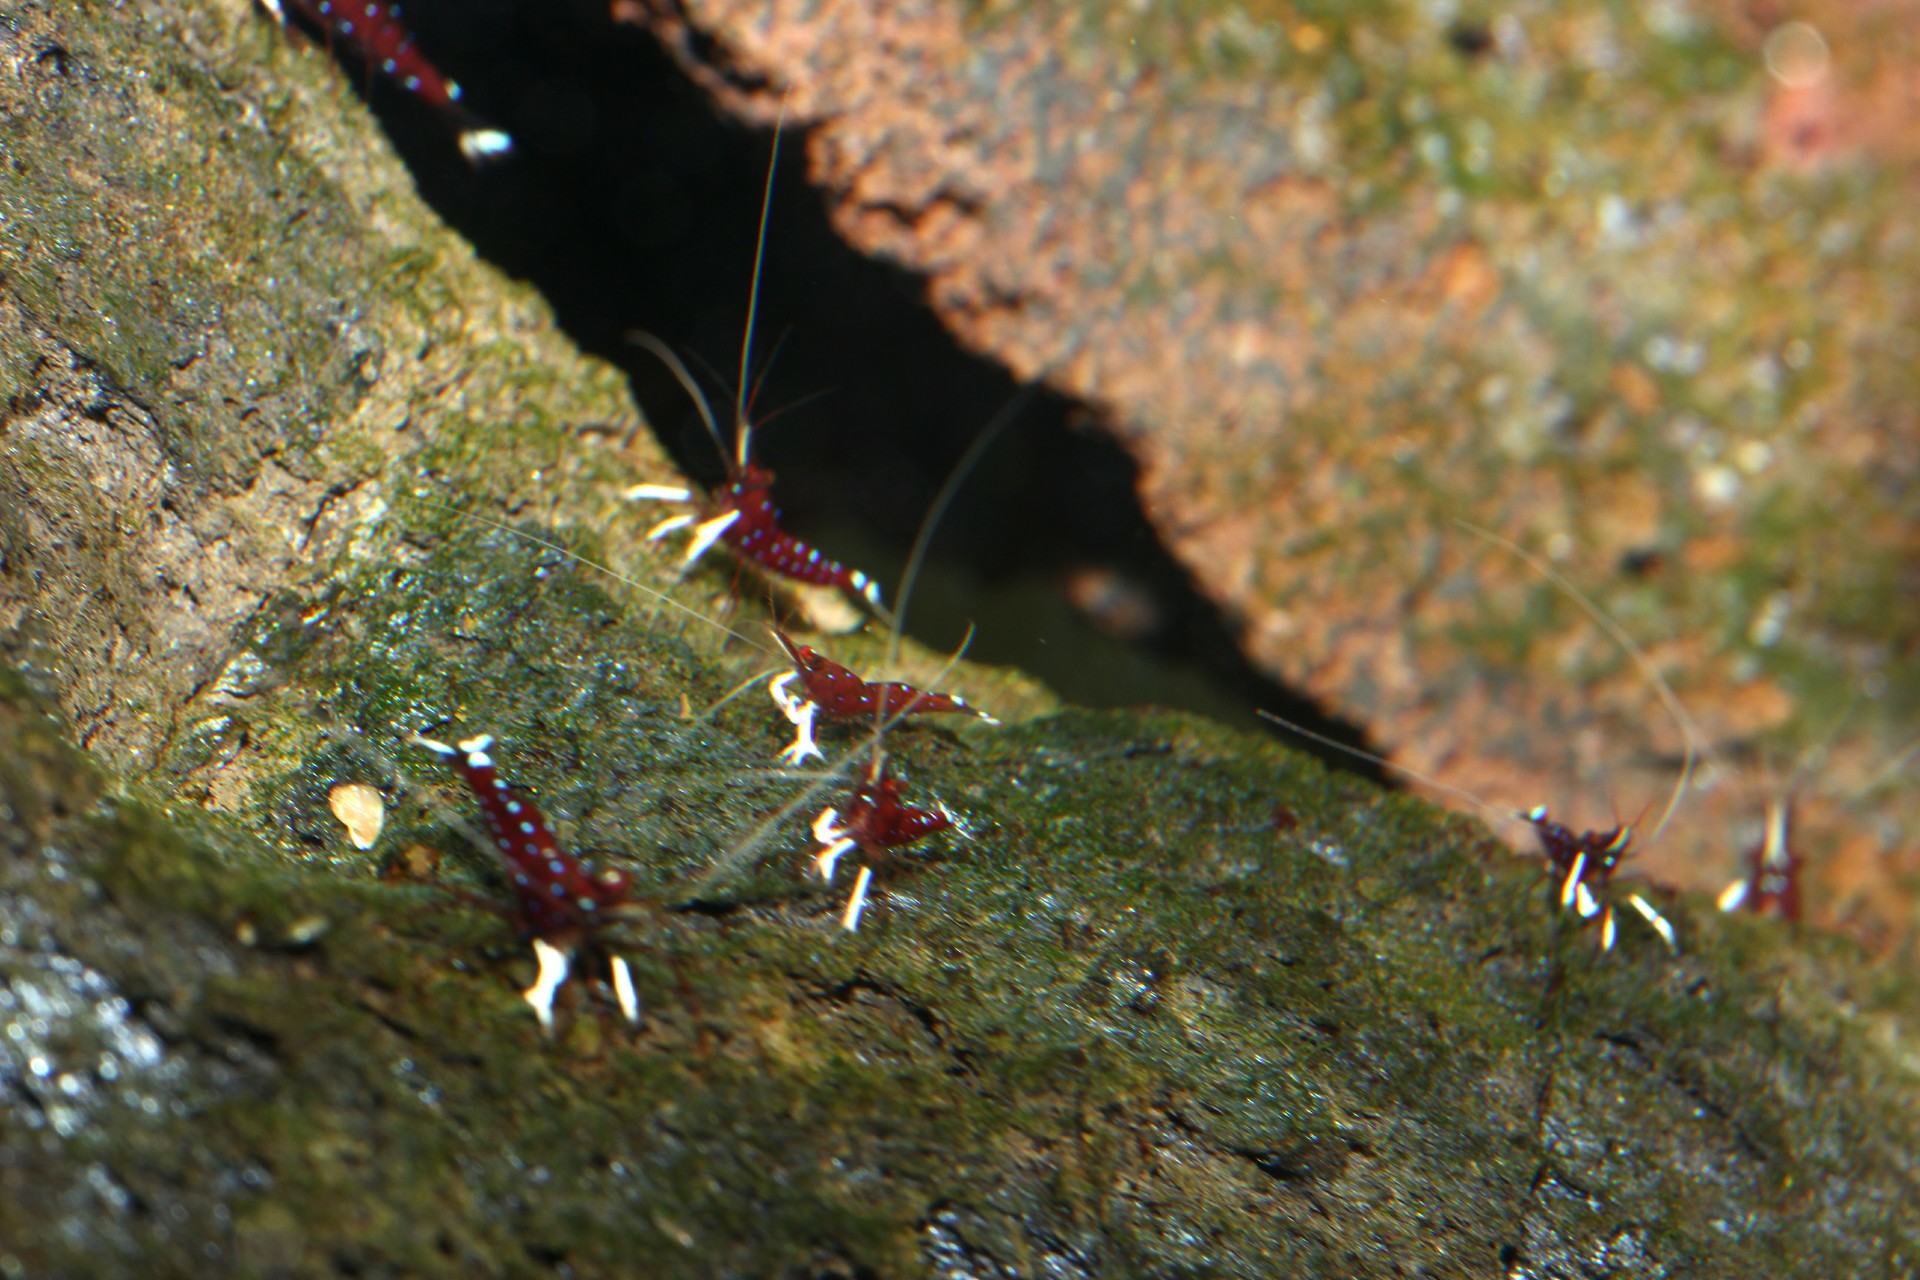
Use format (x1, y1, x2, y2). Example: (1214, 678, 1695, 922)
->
(0, 1, 1915, 1275)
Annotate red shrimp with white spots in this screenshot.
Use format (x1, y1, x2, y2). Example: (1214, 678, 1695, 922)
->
(622, 106, 886, 615)
(1256, 525, 1703, 955)
(765, 626, 997, 765)
(1717, 796, 1802, 920)
(260, 0, 513, 163)
(412, 732, 637, 1033)
(806, 755, 958, 931)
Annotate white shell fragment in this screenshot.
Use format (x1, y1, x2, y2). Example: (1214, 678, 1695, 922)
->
(328, 783, 386, 850)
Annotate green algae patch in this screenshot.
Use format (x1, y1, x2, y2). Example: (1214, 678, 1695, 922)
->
(98, 461, 1920, 1275)
(8, 648, 1920, 1276)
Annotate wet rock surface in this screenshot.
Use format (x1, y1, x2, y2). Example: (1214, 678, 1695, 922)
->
(629, 0, 1920, 934)
(0, 0, 1917, 1275)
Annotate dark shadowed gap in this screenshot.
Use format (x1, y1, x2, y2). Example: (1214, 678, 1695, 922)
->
(287, 0, 1381, 777)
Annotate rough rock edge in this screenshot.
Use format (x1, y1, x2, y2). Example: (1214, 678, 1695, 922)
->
(0, 0, 1916, 1275)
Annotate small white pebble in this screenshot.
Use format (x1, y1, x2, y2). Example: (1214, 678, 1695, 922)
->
(329, 783, 385, 850)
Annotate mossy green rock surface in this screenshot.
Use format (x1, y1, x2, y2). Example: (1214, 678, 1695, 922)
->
(0, 1, 1917, 1276)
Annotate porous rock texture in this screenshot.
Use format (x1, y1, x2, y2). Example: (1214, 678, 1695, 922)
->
(1, 0, 1918, 1275)
(635, 0, 1920, 937)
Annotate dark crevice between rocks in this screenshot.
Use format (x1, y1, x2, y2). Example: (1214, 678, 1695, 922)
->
(299, 0, 1382, 779)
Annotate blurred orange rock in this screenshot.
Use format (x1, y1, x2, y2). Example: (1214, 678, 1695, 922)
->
(636, 0, 1920, 939)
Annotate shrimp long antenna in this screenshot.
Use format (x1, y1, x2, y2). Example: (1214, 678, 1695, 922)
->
(882, 331, 1087, 661)
(687, 330, 803, 428)
(744, 387, 841, 441)
(867, 380, 1036, 765)
(1254, 709, 1517, 829)
(409, 492, 773, 655)
(743, 329, 792, 427)
(886, 383, 1040, 671)
(628, 331, 732, 477)
(1455, 521, 1707, 846)
(867, 621, 978, 761)
(736, 97, 787, 473)
(1847, 728, 1920, 801)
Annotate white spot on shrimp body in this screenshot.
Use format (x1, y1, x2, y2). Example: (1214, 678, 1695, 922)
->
(520, 822, 536, 835)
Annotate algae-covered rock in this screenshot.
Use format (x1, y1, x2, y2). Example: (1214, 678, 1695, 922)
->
(1, 0, 1918, 1275)
(7, 604, 1920, 1276)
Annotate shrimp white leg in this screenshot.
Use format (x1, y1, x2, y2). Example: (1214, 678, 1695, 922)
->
(524, 937, 572, 1037)
(808, 809, 870, 929)
(769, 673, 823, 765)
(680, 510, 742, 569)
(1559, 852, 1588, 910)
(624, 483, 695, 503)
(841, 865, 875, 932)
(458, 129, 515, 164)
(1627, 894, 1678, 950)
(609, 955, 640, 1026)
(809, 808, 857, 881)
(645, 513, 697, 541)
